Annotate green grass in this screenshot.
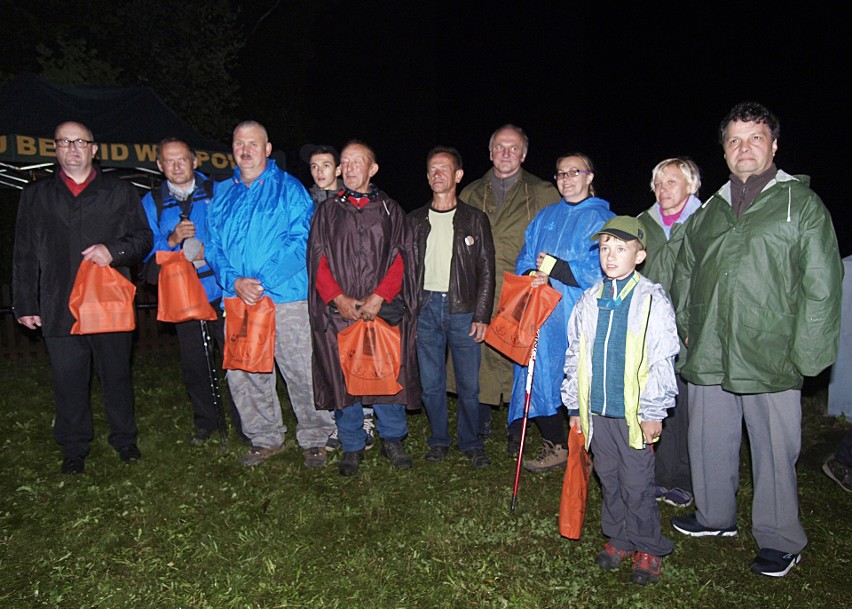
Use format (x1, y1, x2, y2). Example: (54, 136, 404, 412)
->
(1, 352, 851, 608)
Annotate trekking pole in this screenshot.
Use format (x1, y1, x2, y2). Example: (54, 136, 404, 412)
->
(200, 319, 228, 452)
(511, 331, 539, 513)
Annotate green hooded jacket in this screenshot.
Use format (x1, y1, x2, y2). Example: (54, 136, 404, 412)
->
(670, 170, 842, 393)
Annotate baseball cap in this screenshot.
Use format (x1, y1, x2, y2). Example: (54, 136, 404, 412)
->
(590, 216, 647, 248)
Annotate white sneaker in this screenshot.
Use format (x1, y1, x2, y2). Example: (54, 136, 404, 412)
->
(363, 412, 376, 450)
(325, 426, 340, 452)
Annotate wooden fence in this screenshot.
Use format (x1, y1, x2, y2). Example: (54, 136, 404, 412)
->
(0, 283, 179, 360)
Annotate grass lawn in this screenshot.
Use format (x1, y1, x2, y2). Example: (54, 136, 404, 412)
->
(1, 351, 850, 608)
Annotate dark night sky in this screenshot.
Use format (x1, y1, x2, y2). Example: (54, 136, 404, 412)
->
(240, 3, 849, 251)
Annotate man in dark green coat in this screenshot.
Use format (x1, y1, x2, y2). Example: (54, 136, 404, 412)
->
(451, 125, 558, 448)
(670, 102, 843, 578)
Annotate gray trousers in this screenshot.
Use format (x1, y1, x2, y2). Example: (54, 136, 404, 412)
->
(227, 301, 334, 450)
(688, 383, 806, 553)
(655, 374, 691, 492)
(591, 416, 674, 557)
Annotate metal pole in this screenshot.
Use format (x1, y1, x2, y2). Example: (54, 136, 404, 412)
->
(511, 331, 539, 513)
(200, 319, 228, 451)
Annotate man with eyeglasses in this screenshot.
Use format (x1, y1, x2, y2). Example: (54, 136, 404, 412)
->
(454, 124, 559, 453)
(140, 138, 244, 447)
(12, 121, 153, 475)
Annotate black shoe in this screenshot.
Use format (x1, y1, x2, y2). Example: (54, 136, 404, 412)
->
(339, 450, 364, 476)
(424, 445, 450, 462)
(381, 440, 413, 470)
(190, 430, 213, 446)
(750, 548, 801, 577)
(671, 513, 737, 537)
(507, 437, 521, 458)
(119, 444, 142, 462)
(464, 447, 491, 469)
(61, 457, 85, 475)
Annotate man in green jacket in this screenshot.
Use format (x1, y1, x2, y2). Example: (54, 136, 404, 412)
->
(454, 125, 558, 451)
(670, 102, 842, 578)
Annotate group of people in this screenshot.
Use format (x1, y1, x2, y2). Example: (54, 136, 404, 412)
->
(12, 101, 849, 585)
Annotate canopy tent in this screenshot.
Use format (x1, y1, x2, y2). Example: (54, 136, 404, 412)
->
(0, 74, 234, 189)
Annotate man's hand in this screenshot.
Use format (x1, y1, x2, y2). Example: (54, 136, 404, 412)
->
(469, 322, 488, 343)
(359, 293, 384, 321)
(81, 244, 113, 267)
(333, 294, 363, 321)
(17, 315, 42, 330)
(168, 219, 196, 248)
(640, 420, 662, 444)
(234, 277, 264, 306)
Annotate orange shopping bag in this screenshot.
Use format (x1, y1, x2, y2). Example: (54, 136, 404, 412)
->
(485, 273, 562, 365)
(337, 318, 402, 396)
(558, 428, 590, 539)
(69, 261, 136, 334)
(222, 296, 276, 373)
(155, 251, 217, 323)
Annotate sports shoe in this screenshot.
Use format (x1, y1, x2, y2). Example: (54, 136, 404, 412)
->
(522, 440, 568, 473)
(464, 447, 491, 469)
(61, 456, 85, 475)
(662, 487, 694, 508)
(363, 413, 376, 450)
(822, 454, 852, 493)
(750, 548, 801, 577)
(381, 440, 413, 470)
(303, 447, 327, 469)
(339, 450, 364, 476)
(119, 444, 142, 462)
(325, 426, 340, 452)
(239, 444, 283, 467)
(654, 485, 668, 501)
(594, 542, 631, 571)
(671, 513, 737, 537)
(424, 445, 450, 462)
(631, 552, 662, 585)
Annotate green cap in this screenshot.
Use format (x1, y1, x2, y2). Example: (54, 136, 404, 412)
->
(590, 216, 647, 248)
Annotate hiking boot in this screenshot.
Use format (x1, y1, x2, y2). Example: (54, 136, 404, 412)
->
(339, 450, 364, 476)
(363, 412, 376, 450)
(325, 426, 340, 452)
(118, 444, 142, 462)
(522, 440, 568, 473)
(594, 542, 631, 571)
(464, 447, 491, 469)
(61, 456, 85, 475)
(631, 552, 662, 585)
(424, 445, 450, 462)
(822, 454, 852, 493)
(671, 513, 737, 537)
(303, 447, 327, 469)
(662, 487, 694, 508)
(240, 444, 283, 467)
(750, 548, 801, 577)
(381, 440, 413, 470)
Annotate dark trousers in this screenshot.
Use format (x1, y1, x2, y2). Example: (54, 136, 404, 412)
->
(834, 426, 852, 467)
(44, 332, 137, 459)
(508, 411, 566, 446)
(174, 301, 241, 437)
(654, 374, 691, 491)
(591, 415, 674, 557)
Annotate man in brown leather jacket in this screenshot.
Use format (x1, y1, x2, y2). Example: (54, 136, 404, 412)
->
(409, 147, 495, 468)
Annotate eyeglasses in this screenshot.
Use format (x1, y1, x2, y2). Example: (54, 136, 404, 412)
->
(55, 138, 94, 148)
(554, 169, 592, 180)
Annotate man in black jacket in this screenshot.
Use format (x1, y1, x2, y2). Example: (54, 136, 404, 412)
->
(409, 147, 496, 467)
(13, 121, 153, 474)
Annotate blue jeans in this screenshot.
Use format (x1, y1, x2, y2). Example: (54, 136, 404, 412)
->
(335, 402, 407, 452)
(416, 292, 483, 452)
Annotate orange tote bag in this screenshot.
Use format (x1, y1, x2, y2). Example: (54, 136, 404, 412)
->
(558, 428, 590, 539)
(337, 318, 402, 396)
(155, 251, 217, 323)
(69, 261, 136, 334)
(485, 273, 562, 365)
(222, 296, 276, 373)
